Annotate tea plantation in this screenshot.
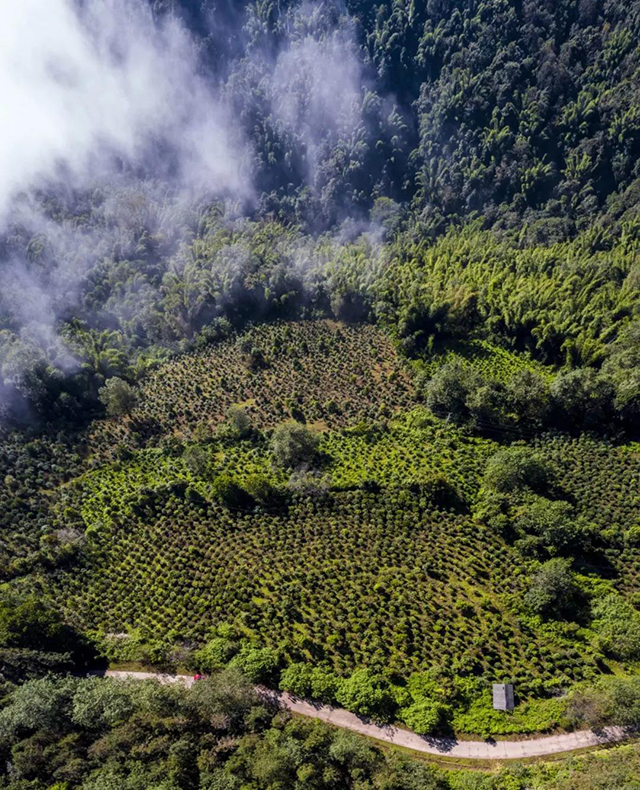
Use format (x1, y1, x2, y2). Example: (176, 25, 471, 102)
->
(5, 0, 640, 783)
(8, 319, 633, 738)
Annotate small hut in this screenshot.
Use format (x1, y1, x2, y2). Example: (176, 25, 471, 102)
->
(492, 683, 515, 711)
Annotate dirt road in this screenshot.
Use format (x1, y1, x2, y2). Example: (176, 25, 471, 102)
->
(96, 670, 630, 760)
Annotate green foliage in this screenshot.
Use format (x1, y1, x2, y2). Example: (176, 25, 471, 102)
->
(193, 636, 238, 672)
(224, 405, 253, 440)
(3, 1, 640, 780)
(70, 677, 135, 730)
(97, 321, 415, 450)
(0, 596, 69, 652)
(424, 360, 481, 424)
(399, 698, 446, 736)
(230, 646, 280, 684)
(280, 663, 340, 704)
(592, 594, 640, 661)
(452, 691, 568, 739)
(484, 448, 551, 494)
(269, 421, 319, 469)
(244, 473, 278, 505)
(379, 228, 639, 372)
(0, 594, 90, 681)
(210, 474, 248, 507)
(183, 445, 211, 478)
(335, 669, 393, 719)
(550, 369, 614, 430)
(321, 413, 494, 501)
(568, 676, 640, 730)
(98, 377, 138, 418)
(513, 497, 593, 557)
(52, 489, 593, 702)
(5, 325, 640, 743)
(188, 668, 257, 730)
(0, 676, 79, 737)
(524, 559, 581, 619)
(602, 322, 640, 421)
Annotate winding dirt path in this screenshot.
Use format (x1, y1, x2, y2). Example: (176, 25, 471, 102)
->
(95, 670, 631, 760)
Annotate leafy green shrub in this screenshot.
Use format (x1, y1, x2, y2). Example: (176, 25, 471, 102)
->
(225, 405, 254, 440)
(183, 445, 211, 477)
(270, 421, 319, 469)
(569, 676, 640, 730)
(399, 698, 447, 735)
(244, 473, 278, 505)
(513, 497, 593, 556)
(280, 662, 313, 698)
(71, 678, 134, 730)
(524, 559, 581, 619)
(484, 448, 551, 494)
(194, 636, 239, 672)
(280, 663, 340, 704)
(550, 368, 614, 430)
(452, 690, 566, 737)
(231, 646, 280, 684)
(98, 377, 138, 417)
(592, 594, 640, 660)
(424, 361, 480, 424)
(210, 474, 248, 507)
(506, 369, 552, 427)
(335, 669, 393, 719)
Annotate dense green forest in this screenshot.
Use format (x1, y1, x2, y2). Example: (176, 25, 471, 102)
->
(2, 0, 640, 787)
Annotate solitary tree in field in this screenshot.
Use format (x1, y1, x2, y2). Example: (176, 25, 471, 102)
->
(225, 405, 253, 439)
(270, 421, 318, 469)
(524, 558, 579, 619)
(98, 377, 138, 417)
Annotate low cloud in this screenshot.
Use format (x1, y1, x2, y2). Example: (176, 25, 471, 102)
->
(0, 0, 251, 222)
(0, 0, 393, 418)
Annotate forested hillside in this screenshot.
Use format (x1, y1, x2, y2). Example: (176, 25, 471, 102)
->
(2, 0, 640, 421)
(2, 0, 640, 788)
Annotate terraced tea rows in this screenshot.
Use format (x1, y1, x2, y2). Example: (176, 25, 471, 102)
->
(90, 321, 416, 457)
(324, 418, 496, 501)
(53, 491, 601, 698)
(534, 436, 640, 592)
(60, 414, 497, 530)
(417, 339, 554, 384)
(0, 431, 84, 577)
(536, 435, 640, 536)
(17, 319, 640, 738)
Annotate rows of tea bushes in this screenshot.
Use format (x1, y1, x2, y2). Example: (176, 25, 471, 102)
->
(5, 316, 640, 739)
(535, 435, 640, 593)
(59, 412, 497, 530)
(60, 444, 283, 531)
(535, 435, 640, 538)
(60, 412, 640, 545)
(322, 416, 495, 502)
(416, 339, 554, 385)
(0, 430, 85, 579)
(52, 490, 602, 699)
(89, 321, 416, 455)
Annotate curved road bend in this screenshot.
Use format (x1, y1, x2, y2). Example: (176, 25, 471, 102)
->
(94, 670, 630, 760)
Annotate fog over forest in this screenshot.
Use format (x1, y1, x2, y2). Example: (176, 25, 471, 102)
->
(1, 0, 639, 426)
(0, 0, 408, 418)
